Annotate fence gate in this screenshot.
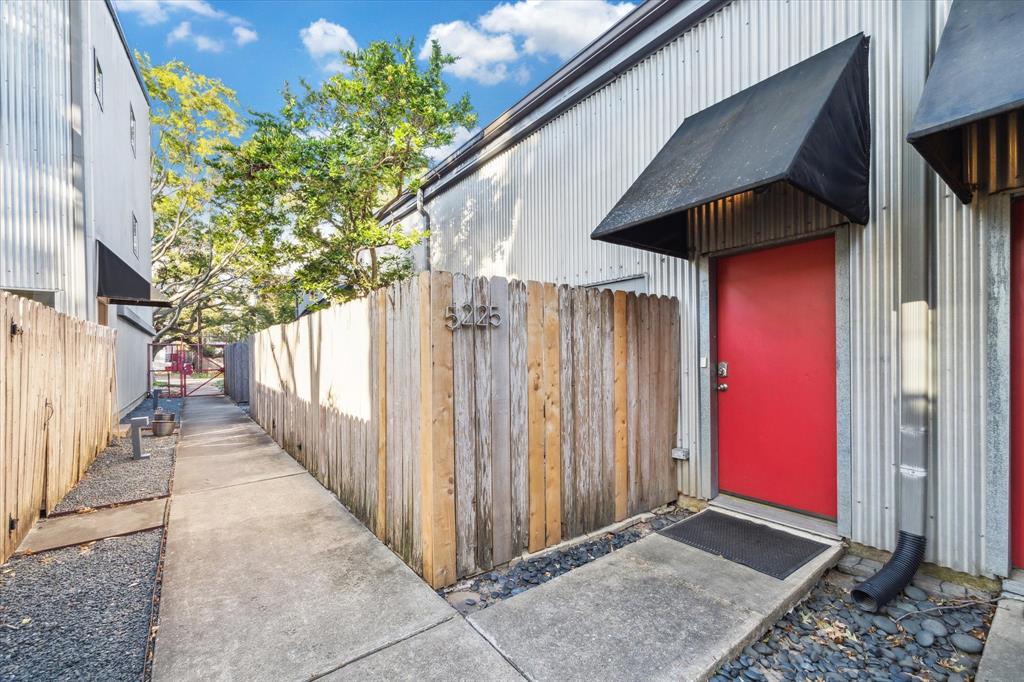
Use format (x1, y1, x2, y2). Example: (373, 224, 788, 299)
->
(149, 342, 227, 397)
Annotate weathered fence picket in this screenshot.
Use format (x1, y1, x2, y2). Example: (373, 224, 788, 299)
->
(223, 339, 250, 403)
(248, 271, 679, 587)
(1, 292, 118, 563)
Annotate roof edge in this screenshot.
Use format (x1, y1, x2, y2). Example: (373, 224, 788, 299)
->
(103, 0, 151, 106)
(380, 0, 728, 222)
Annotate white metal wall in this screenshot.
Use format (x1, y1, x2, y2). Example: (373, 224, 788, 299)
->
(0, 0, 74, 306)
(2, 0, 155, 415)
(81, 0, 156, 415)
(81, 0, 153, 292)
(411, 0, 1008, 575)
(114, 312, 152, 415)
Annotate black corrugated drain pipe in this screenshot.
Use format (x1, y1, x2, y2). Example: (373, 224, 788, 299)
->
(851, 531, 926, 612)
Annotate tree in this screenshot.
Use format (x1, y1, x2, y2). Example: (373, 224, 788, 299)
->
(217, 38, 476, 301)
(140, 54, 280, 342)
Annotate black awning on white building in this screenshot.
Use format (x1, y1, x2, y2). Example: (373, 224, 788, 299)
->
(907, 0, 1024, 203)
(97, 241, 171, 307)
(591, 33, 871, 259)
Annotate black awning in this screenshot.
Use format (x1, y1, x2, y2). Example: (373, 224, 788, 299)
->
(591, 33, 871, 259)
(907, 0, 1024, 203)
(96, 241, 171, 308)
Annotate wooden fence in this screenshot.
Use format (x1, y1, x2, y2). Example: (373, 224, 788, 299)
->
(1, 292, 118, 562)
(250, 271, 679, 587)
(224, 339, 250, 403)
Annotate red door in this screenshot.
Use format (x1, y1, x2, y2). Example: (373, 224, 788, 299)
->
(716, 237, 837, 518)
(1011, 199, 1024, 567)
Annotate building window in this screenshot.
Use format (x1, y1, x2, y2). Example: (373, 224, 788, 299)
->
(94, 50, 103, 109)
(130, 104, 136, 156)
(132, 213, 139, 256)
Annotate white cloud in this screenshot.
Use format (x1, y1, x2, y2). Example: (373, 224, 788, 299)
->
(480, 0, 635, 60)
(322, 59, 350, 74)
(233, 26, 258, 46)
(426, 126, 480, 163)
(193, 34, 225, 53)
(166, 21, 224, 53)
(167, 21, 192, 43)
(117, 0, 253, 52)
(165, 0, 225, 20)
(116, 0, 229, 24)
(300, 19, 358, 63)
(420, 21, 519, 85)
(115, 0, 169, 24)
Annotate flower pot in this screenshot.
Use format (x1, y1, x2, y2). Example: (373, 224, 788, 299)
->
(151, 420, 175, 437)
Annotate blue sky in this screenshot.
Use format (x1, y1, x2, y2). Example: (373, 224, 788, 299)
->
(114, 0, 636, 157)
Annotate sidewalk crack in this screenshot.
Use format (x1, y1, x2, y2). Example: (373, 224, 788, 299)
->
(305, 615, 456, 680)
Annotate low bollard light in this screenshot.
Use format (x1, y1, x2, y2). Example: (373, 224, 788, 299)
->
(130, 416, 151, 460)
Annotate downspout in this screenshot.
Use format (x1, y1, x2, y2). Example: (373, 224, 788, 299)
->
(413, 188, 431, 272)
(852, 0, 933, 613)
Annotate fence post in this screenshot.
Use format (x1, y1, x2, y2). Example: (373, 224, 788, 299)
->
(419, 271, 456, 588)
(375, 289, 388, 539)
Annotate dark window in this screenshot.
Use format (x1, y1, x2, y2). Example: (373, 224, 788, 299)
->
(130, 104, 136, 156)
(132, 213, 139, 256)
(94, 50, 103, 109)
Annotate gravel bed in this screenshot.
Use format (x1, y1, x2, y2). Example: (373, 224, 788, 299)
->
(121, 397, 183, 424)
(713, 568, 996, 682)
(440, 505, 691, 614)
(52, 435, 176, 514)
(0, 530, 163, 682)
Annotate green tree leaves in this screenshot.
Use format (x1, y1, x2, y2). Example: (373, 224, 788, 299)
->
(143, 38, 474, 341)
(218, 38, 476, 300)
(140, 53, 280, 342)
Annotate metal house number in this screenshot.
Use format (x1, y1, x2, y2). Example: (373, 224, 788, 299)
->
(444, 299, 501, 331)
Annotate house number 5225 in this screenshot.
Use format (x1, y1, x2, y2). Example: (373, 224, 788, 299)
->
(444, 303, 501, 330)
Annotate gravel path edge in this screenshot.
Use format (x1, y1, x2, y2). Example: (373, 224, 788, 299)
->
(143, 498, 172, 682)
(46, 494, 170, 519)
(143, 416, 180, 682)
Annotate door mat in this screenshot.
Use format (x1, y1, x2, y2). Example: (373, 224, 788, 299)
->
(659, 510, 830, 580)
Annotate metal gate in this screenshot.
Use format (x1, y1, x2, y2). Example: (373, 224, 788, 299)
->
(149, 342, 227, 397)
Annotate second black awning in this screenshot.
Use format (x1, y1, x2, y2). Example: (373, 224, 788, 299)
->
(591, 33, 871, 259)
(907, 0, 1024, 203)
(97, 241, 171, 308)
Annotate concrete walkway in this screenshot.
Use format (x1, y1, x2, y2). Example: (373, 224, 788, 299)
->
(152, 397, 518, 681)
(468, 519, 841, 681)
(154, 396, 840, 681)
(977, 598, 1024, 681)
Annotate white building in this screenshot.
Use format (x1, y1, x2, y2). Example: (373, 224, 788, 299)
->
(1, 0, 164, 416)
(384, 0, 1024, 579)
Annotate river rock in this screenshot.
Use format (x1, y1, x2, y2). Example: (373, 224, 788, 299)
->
(903, 585, 928, 601)
(872, 616, 899, 635)
(949, 633, 983, 654)
(921, 618, 948, 637)
(915, 630, 935, 647)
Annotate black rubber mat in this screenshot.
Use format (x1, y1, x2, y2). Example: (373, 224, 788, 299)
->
(659, 510, 830, 580)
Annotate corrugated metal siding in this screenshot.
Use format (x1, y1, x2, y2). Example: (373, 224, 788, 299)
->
(418, 0, 1004, 575)
(114, 314, 152, 415)
(0, 0, 73, 300)
(965, 110, 1024, 196)
(930, 191, 1003, 576)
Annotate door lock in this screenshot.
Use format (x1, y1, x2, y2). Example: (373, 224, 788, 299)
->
(717, 361, 729, 377)
(716, 383, 728, 392)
